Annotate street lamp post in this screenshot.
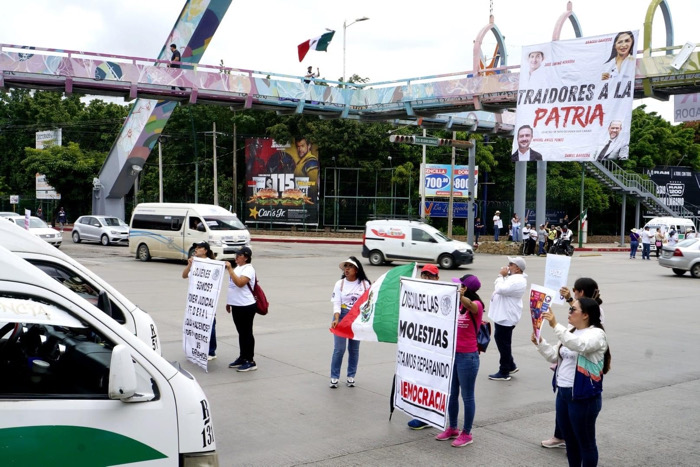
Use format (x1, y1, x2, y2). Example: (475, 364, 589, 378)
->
(343, 16, 369, 84)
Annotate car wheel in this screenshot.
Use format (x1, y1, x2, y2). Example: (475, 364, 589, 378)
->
(438, 254, 455, 269)
(368, 250, 385, 266)
(101, 234, 110, 246)
(672, 268, 686, 276)
(137, 244, 151, 262)
(691, 263, 700, 279)
(72, 231, 81, 243)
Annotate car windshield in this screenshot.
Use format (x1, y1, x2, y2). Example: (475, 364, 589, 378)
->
(203, 216, 246, 230)
(13, 217, 49, 229)
(432, 229, 453, 242)
(676, 238, 699, 248)
(102, 217, 122, 227)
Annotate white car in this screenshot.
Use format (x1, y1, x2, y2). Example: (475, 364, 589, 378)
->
(72, 215, 129, 246)
(7, 216, 62, 247)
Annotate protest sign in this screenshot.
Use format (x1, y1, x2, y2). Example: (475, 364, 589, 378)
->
(393, 278, 458, 429)
(530, 284, 557, 343)
(183, 257, 225, 371)
(544, 254, 571, 304)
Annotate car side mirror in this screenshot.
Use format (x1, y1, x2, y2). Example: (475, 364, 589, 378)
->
(97, 290, 113, 318)
(108, 345, 137, 400)
(197, 224, 206, 232)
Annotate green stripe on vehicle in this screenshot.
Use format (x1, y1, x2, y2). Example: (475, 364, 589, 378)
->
(0, 425, 167, 465)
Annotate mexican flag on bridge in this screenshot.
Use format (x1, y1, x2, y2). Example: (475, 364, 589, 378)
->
(331, 263, 416, 342)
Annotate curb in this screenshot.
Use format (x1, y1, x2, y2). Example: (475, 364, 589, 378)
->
(251, 236, 630, 252)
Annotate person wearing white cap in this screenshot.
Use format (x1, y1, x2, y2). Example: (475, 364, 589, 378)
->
(629, 228, 640, 259)
(329, 256, 371, 388)
(493, 211, 503, 241)
(488, 256, 527, 381)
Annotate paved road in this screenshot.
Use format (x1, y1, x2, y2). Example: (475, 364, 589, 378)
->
(61, 238, 700, 466)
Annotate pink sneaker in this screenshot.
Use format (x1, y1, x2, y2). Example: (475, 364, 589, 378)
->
(435, 427, 460, 441)
(451, 430, 473, 447)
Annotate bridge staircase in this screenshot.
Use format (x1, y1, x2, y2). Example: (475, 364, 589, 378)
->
(583, 160, 694, 218)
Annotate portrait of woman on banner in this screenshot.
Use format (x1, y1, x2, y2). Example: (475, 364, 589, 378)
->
(601, 31, 636, 82)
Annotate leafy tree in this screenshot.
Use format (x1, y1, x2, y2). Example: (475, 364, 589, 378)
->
(21, 142, 105, 219)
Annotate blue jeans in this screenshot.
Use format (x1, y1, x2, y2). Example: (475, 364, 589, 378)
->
(539, 240, 545, 255)
(630, 241, 639, 258)
(512, 227, 520, 242)
(494, 226, 500, 241)
(642, 243, 650, 259)
(556, 387, 602, 467)
(494, 323, 516, 374)
(447, 352, 479, 432)
(331, 310, 360, 379)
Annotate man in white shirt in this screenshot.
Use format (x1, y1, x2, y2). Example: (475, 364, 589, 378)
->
(640, 226, 653, 260)
(493, 210, 503, 241)
(488, 256, 528, 381)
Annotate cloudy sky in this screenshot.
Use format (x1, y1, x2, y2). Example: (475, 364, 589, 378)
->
(1, 0, 697, 121)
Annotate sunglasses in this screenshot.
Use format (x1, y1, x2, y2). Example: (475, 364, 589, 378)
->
(343, 263, 356, 268)
(420, 272, 437, 278)
(569, 306, 579, 314)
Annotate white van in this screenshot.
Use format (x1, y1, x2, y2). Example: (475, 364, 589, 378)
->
(362, 219, 474, 269)
(130, 203, 250, 261)
(643, 216, 697, 251)
(0, 219, 161, 354)
(0, 246, 217, 465)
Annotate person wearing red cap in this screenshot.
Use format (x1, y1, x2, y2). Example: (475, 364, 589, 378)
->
(434, 273, 484, 447)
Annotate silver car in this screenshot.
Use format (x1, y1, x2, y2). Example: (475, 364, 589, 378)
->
(72, 215, 129, 246)
(659, 238, 700, 278)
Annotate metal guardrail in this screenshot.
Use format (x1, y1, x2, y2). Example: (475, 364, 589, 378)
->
(585, 161, 693, 218)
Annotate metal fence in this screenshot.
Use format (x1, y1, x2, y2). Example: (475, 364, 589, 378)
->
(322, 167, 413, 229)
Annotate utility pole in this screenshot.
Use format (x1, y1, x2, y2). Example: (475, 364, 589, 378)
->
(232, 120, 237, 214)
(213, 122, 218, 205)
(447, 131, 456, 237)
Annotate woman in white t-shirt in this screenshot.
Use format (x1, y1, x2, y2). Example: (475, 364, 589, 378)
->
(329, 256, 371, 388)
(225, 246, 257, 372)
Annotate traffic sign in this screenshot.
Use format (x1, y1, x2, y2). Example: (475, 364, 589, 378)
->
(414, 136, 439, 146)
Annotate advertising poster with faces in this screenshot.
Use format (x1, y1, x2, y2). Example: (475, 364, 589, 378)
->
(514, 31, 638, 162)
(245, 137, 319, 225)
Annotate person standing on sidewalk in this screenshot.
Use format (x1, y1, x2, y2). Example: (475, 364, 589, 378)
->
(488, 257, 527, 381)
(640, 226, 653, 260)
(57, 207, 67, 232)
(434, 273, 485, 448)
(329, 256, 371, 388)
(541, 277, 605, 449)
(533, 298, 610, 466)
(493, 211, 503, 241)
(629, 228, 640, 259)
(225, 247, 258, 372)
(182, 241, 218, 361)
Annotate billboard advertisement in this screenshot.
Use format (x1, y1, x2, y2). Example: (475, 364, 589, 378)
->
(648, 166, 700, 215)
(514, 31, 638, 162)
(421, 164, 478, 198)
(35, 129, 62, 200)
(245, 137, 319, 224)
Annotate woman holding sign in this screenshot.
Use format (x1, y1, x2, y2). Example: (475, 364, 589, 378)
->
(542, 278, 605, 449)
(182, 241, 218, 361)
(533, 298, 611, 466)
(434, 274, 484, 448)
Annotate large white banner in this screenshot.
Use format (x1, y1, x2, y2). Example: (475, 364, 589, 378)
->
(394, 278, 458, 429)
(674, 93, 700, 123)
(183, 257, 225, 372)
(514, 31, 638, 162)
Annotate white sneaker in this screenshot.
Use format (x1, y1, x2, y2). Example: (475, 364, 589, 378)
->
(541, 437, 566, 448)
(207, 355, 217, 361)
(329, 378, 339, 388)
(346, 377, 355, 387)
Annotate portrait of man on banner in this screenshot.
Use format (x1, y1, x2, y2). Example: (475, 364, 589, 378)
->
(245, 137, 320, 225)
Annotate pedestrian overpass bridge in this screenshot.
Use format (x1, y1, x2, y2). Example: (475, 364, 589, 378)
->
(0, 0, 697, 222)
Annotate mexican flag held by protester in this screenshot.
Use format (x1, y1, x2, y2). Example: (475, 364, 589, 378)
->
(331, 263, 415, 343)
